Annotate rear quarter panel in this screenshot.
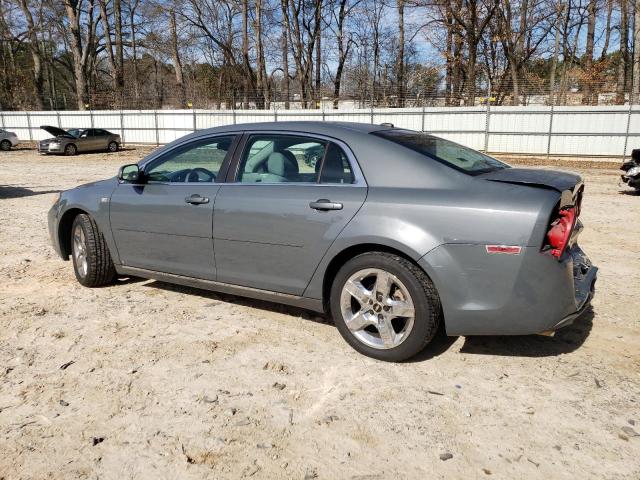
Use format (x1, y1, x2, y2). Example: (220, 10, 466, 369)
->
(304, 181, 559, 299)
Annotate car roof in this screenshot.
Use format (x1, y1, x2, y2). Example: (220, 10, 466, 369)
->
(196, 121, 388, 137)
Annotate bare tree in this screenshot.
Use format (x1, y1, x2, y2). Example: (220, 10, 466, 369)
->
(616, 0, 629, 103)
(63, 0, 98, 109)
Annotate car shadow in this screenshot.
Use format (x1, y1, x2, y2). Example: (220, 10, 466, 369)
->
(141, 280, 594, 360)
(2, 146, 34, 151)
(618, 189, 640, 196)
(0, 185, 61, 199)
(144, 280, 332, 326)
(458, 306, 594, 357)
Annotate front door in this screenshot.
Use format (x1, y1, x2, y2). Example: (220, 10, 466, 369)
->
(214, 134, 367, 295)
(110, 135, 237, 279)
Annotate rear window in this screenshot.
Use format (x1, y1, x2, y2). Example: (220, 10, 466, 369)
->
(373, 129, 509, 175)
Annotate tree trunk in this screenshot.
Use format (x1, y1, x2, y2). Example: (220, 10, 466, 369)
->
(98, 0, 119, 105)
(549, 1, 562, 105)
(64, 0, 90, 110)
(315, 0, 321, 104)
(397, 0, 405, 107)
(242, 0, 250, 107)
(333, 0, 349, 108)
(281, 32, 290, 109)
(633, 0, 640, 102)
(114, 0, 124, 99)
(600, 0, 613, 60)
(129, 5, 139, 101)
(169, 8, 186, 107)
(255, 0, 267, 108)
(582, 0, 597, 104)
(18, 0, 45, 110)
(445, 7, 453, 104)
(616, 0, 629, 104)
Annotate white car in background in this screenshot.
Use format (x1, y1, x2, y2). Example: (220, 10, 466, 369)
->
(0, 129, 19, 151)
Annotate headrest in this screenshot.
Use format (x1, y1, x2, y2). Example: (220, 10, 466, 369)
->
(267, 151, 298, 177)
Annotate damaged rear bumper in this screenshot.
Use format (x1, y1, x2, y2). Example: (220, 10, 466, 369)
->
(419, 243, 597, 336)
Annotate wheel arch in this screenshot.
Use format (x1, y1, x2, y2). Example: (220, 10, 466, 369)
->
(58, 207, 88, 258)
(320, 243, 436, 312)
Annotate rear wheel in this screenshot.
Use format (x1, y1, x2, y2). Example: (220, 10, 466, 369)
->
(107, 141, 118, 152)
(0, 139, 11, 151)
(330, 252, 442, 362)
(64, 143, 77, 156)
(71, 214, 116, 287)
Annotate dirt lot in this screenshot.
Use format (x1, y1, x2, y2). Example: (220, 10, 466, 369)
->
(1, 147, 639, 480)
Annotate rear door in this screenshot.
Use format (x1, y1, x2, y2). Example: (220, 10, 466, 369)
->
(109, 135, 238, 279)
(213, 133, 367, 295)
(92, 129, 109, 150)
(76, 129, 93, 151)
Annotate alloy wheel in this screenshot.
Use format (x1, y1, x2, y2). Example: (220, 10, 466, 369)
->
(72, 224, 88, 278)
(339, 268, 415, 349)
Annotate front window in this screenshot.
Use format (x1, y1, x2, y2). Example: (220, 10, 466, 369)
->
(373, 129, 509, 175)
(66, 128, 81, 138)
(145, 136, 235, 183)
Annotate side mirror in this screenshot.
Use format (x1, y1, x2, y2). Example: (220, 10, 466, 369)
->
(118, 164, 142, 183)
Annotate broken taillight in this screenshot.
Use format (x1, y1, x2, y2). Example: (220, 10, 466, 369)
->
(546, 206, 576, 258)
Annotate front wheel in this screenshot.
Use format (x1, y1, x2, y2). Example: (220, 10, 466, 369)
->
(64, 143, 77, 156)
(71, 214, 116, 287)
(0, 139, 11, 151)
(330, 252, 442, 362)
(107, 141, 118, 152)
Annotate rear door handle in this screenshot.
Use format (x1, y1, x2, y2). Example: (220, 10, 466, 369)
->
(309, 198, 343, 211)
(185, 194, 209, 205)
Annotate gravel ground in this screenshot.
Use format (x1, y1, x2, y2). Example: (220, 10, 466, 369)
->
(1, 147, 639, 480)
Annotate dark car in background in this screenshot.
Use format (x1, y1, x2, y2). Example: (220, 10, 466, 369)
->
(39, 126, 121, 155)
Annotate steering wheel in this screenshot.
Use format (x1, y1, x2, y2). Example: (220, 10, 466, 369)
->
(186, 167, 216, 183)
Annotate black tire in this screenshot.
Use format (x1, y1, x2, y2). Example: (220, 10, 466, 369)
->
(65, 143, 77, 156)
(71, 214, 116, 287)
(0, 139, 11, 151)
(107, 141, 118, 152)
(330, 252, 442, 362)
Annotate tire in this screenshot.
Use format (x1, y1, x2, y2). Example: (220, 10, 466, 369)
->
(330, 252, 442, 362)
(0, 139, 11, 151)
(65, 143, 77, 156)
(71, 214, 116, 287)
(107, 141, 118, 152)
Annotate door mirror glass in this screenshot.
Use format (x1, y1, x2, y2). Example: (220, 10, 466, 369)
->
(118, 164, 141, 183)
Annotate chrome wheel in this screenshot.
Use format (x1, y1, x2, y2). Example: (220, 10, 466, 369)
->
(339, 268, 415, 349)
(72, 224, 88, 278)
(108, 141, 118, 152)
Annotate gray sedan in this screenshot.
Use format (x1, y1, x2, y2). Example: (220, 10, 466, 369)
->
(48, 122, 597, 361)
(39, 126, 121, 155)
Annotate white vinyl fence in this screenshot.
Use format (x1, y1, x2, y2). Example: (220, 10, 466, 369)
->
(1, 105, 638, 157)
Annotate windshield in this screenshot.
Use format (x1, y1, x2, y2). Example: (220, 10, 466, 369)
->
(373, 129, 509, 175)
(66, 128, 82, 138)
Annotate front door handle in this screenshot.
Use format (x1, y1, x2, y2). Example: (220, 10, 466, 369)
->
(185, 194, 209, 205)
(309, 198, 343, 211)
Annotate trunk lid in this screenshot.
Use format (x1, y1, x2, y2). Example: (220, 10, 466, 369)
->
(480, 167, 583, 211)
(479, 167, 581, 192)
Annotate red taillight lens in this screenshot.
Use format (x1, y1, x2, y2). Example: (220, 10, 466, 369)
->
(546, 206, 576, 258)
